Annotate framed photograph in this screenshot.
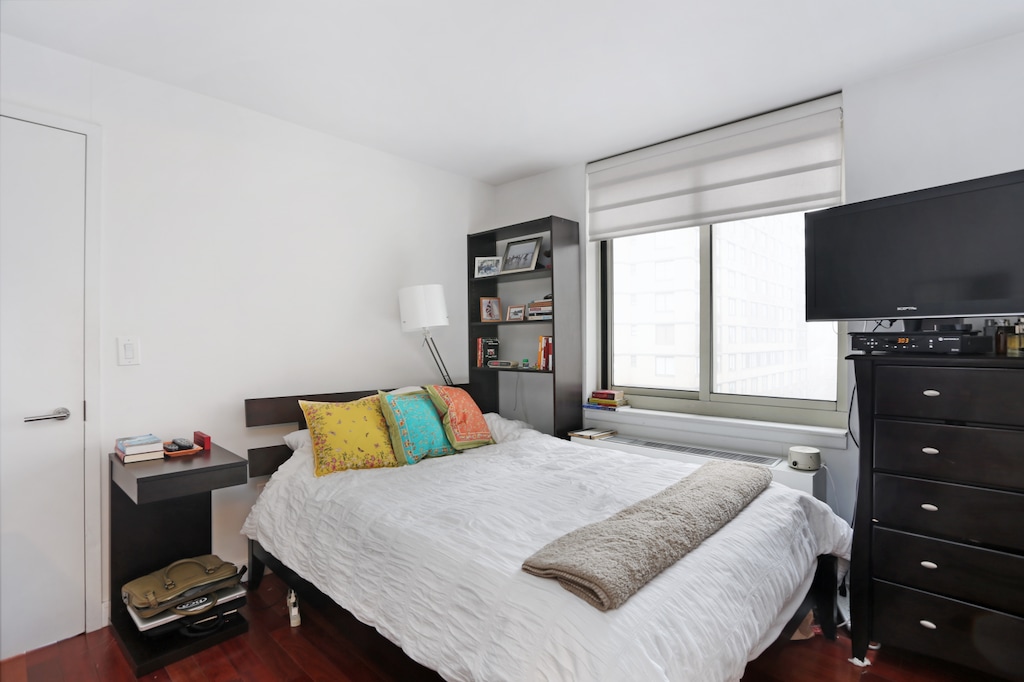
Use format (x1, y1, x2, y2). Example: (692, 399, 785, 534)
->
(506, 304, 526, 321)
(480, 297, 502, 322)
(500, 236, 543, 274)
(474, 256, 501, 278)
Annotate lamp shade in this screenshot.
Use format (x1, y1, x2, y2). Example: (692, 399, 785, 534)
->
(399, 284, 449, 331)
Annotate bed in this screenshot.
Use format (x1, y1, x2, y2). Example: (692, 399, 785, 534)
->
(241, 388, 853, 682)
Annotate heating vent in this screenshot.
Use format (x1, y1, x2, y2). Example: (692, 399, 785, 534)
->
(605, 436, 782, 467)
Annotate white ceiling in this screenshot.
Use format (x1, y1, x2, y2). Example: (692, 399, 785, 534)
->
(3, 1, 1024, 185)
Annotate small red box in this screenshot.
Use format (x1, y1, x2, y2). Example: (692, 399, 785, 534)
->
(193, 431, 212, 450)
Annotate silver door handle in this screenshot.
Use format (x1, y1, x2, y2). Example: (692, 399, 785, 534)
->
(24, 407, 71, 422)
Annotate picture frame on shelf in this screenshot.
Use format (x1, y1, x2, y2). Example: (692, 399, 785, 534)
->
(474, 256, 501, 278)
(506, 304, 526, 322)
(500, 236, 543, 274)
(480, 297, 502, 322)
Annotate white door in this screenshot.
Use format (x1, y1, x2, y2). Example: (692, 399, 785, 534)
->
(0, 114, 88, 657)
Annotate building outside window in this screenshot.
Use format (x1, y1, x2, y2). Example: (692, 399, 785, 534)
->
(609, 211, 839, 411)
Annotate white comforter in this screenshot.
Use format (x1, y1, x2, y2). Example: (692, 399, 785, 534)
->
(242, 415, 852, 682)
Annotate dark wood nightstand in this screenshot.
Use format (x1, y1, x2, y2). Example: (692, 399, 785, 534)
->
(109, 444, 248, 676)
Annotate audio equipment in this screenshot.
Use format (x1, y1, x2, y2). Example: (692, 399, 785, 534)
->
(850, 332, 993, 355)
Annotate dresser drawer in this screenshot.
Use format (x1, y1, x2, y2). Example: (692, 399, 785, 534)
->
(872, 528, 1024, 616)
(872, 580, 1024, 681)
(874, 419, 1024, 491)
(875, 366, 1024, 426)
(874, 473, 1024, 552)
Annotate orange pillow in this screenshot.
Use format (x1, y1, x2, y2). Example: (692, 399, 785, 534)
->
(424, 385, 494, 450)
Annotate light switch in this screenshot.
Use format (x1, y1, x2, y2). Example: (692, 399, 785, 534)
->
(117, 336, 141, 366)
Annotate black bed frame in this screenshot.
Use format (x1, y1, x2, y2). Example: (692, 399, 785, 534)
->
(243, 389, 839, 664)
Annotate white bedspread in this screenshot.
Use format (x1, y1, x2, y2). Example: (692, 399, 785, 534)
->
(242, 415, 852, 682)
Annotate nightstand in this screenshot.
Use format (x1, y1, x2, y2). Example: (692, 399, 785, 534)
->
(109, 444, 248, 676)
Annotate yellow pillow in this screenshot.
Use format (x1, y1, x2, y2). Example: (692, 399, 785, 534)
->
(299, 397, 400, 476)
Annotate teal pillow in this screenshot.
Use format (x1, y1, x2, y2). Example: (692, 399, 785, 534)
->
(378, 391, 457, 464)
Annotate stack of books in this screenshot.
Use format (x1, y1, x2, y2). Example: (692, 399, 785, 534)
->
(583, 389, 628, 411)
(114, 434, 165, 463)
(476, 337, 499, 367)
(536, 335, 553, 370)
(526, 298, 553, 321)
(569, 427, 617, 440)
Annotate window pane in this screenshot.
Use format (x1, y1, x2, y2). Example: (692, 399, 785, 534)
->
(711, 213, 837, 401)
(611, 230, 700, 391)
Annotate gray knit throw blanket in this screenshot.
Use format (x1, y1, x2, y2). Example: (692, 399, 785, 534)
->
(522, 460, 773, 610)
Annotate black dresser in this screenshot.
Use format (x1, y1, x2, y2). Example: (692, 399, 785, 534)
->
(850, 354, 1024, 681)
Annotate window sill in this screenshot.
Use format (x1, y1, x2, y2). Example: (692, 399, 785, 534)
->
(581, 407, 849, 457)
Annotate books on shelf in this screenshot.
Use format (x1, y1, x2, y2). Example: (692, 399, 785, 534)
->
(569, 428, 617, 440)
(114, 434, 163, 455)
(536, 335, 553, 371)
(527, 298, 553, 321)
(476, 337, 500, 367)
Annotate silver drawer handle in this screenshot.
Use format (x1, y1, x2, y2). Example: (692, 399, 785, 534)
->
(920, 561, 938, 570)
(921, 503, 939, 512)
(921, 447, 939, 455)
(919, 620, 937, 630)
(24, 407, 71, 423)
(922, 389, 941, 397)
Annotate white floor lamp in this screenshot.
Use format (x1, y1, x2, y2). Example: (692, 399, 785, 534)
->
(398, 284, 454, 386)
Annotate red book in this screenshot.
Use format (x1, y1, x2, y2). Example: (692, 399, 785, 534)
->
(592, 389, 624, 401)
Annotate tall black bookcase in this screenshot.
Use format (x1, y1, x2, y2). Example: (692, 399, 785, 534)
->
(467, 216, 582, 438)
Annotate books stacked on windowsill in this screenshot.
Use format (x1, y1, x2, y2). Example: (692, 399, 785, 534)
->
(583, 389, 629, 411)
(569, 428, 617, 440)
(526, 298, 553, 321)
(114, 434, 165, 463)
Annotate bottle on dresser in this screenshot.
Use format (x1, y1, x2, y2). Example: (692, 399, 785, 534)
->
(1008, 318, 1024, 358)
(989, 318, 1018, 355)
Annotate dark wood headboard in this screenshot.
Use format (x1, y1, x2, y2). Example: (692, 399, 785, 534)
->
(244, 389, 381, 477)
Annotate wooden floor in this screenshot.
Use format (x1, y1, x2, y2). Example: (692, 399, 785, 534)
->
(1, 572, 1005, 682)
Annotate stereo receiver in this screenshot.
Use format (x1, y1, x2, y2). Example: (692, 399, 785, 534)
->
(850, 332, 993, 355)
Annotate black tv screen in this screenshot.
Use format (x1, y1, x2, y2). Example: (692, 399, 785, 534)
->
(805, 169, 1024, 322)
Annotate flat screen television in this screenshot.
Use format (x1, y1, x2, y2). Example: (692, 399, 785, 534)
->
(805, 168, 1024, 325)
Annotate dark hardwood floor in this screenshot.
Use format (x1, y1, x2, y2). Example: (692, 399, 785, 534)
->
(1, 573, 1005, 682)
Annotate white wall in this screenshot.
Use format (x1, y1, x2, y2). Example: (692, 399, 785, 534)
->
(492, 32, 1024, 524)
(1, 35, 494, 612)
(844, 32, 1024, 202)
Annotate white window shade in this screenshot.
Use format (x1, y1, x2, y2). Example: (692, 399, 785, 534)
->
(587, 95, 843, 241)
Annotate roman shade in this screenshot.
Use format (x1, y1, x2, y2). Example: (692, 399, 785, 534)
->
(587, 94, 843, 241)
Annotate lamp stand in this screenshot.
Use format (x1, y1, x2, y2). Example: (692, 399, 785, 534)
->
(422, 328, 453, 386)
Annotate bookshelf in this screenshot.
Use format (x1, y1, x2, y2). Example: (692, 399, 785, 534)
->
(466, 216, 582, 438)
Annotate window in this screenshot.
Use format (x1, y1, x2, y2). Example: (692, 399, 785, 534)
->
(588, 95, 845, 426)
(713, 212, 836, 401)
(606, 209, 839, 399)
